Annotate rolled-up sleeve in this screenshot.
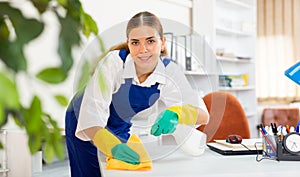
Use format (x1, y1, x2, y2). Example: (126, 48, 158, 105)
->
(75, 51, 123, 141)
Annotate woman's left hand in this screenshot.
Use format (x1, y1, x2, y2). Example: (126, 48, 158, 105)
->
(150, 110, 179, 136)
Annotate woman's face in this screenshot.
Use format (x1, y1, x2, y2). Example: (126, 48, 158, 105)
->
(127, 25, 166, 75)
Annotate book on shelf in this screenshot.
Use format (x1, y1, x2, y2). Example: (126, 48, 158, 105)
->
(219, 74, 249, 87)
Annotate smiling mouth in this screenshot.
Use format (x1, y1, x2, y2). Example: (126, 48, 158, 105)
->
(138, 55, 152, 61)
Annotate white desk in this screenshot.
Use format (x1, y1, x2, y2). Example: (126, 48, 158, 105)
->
(100, 147, 300, 177)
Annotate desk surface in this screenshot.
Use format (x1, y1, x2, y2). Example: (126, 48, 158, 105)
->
(100, 147, 299, 177)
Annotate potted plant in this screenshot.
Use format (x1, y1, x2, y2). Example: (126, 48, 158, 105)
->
(0, 0, 98, 162)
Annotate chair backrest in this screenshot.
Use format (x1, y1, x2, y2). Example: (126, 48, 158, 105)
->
(197, 91, 251, 142)
(261, 107, 300, 128)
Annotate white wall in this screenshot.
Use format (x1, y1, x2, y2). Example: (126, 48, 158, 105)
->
(82, 0, 192, 34)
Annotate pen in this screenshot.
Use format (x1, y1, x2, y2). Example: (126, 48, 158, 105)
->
(271, 123, 278, 135)
(279, 125, 284, 141)
(296, 121, 300, 133)
(286, 125, 290, 134)
(259, 128, 276, 154)
(290, 126, 295, 133)
(260, 124, 268, 135)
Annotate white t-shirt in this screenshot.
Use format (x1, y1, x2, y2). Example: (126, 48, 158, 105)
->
(75, 50, 208, 141)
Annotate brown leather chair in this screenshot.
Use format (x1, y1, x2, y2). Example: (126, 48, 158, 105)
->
(261, 107, 300, 127)
(197, 91, 251, 142)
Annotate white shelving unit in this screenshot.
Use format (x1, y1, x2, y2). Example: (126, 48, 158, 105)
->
(192, 0, 258, 137)
(215, 0, 256, 58)
(215, 0, 257, 137)
(163, 30, 219, 96)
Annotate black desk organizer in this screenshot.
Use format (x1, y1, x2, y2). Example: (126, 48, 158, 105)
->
(276, 141, 300, 161)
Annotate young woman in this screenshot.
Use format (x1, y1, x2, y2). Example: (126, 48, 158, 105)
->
(65, 11, 209, 177)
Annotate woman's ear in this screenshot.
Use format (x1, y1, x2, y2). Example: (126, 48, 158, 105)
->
(161, 36, 166, 51)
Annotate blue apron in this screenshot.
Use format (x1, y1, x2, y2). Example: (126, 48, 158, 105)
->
(107, 79, 160, 142)
(65, 50, 171, 177)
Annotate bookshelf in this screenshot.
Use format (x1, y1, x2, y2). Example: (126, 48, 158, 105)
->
(215, 0, 257, 137)
(192, 0, 258, 137)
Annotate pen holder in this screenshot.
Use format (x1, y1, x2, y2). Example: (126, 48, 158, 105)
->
(262, 134, 277, 158)
(276, 133, 300, 161)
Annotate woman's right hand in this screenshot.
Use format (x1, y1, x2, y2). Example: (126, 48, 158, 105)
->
(93, 128, 140, 164)
(111, 143, 140, 164)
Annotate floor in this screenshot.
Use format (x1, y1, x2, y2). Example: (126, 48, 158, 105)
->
(33, 159, 71, 177)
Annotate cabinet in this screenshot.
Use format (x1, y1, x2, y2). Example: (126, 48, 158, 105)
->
(192, 0, 258, 137)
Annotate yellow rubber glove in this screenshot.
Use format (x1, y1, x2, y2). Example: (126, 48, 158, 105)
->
(93, 129, 121, 157)
(93, 129, 140, 164)
(167, 104, 198, 125)
(126, 134, 151, 163)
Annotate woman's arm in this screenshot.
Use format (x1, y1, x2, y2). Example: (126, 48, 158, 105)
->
(83, 126, 102, 140)
(196, 107, 209, 126)
(75, 51, 124, 141)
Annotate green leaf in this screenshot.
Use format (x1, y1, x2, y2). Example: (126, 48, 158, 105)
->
(0, 40, 27, 71)
(9, 108, 25, 128)
(31, 0, 50, 14)
(57, 38, 73, 73)
(44, 141, 55, 163)
(57, 0, 67, 7)
(36, 67, 67, 84)
(54, 95, 68, 107)
(0, 2, 44, 45)
(0, 2, 44, 71)
(0, 104, 3, 127)
(65, 0, 81, 19)
(28, 133, 42, 154)
(24, 96, 43, 134)
(0, 18, 9, 41)
(24, 97, 45, 154)
(43, 123, 64, 163)
(57, 14, 80, 72)
(0, 72, 20, 109)
(52, 134, 65, 160)
(81, 12, 98, 38)
(58, 14, 80, 45)
(97, 36, 107, 54)
(0, 103, 8, 128)
(45, 113, 59, 130)
(76, 60, 90, 92)
(43, 113, 65, 161)
(13, 18, 44, 45)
